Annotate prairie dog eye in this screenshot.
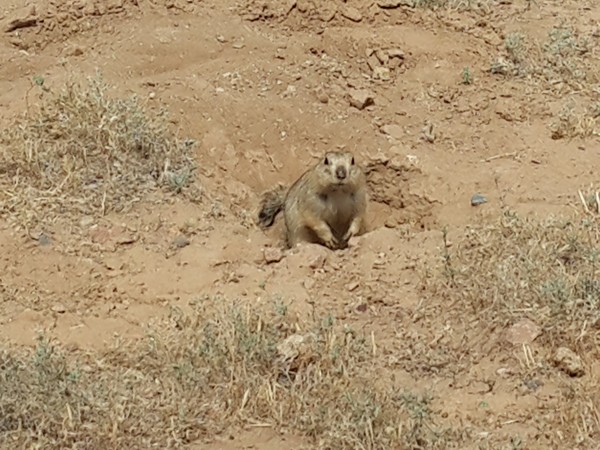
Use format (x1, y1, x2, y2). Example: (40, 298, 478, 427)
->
(324, 157, 330, 165)
(351, 157, 355, 165)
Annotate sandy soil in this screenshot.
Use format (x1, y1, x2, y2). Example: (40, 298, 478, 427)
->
(2, 0, 600, 448)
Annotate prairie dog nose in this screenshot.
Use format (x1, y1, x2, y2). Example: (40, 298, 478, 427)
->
(335, 166, 347, 180)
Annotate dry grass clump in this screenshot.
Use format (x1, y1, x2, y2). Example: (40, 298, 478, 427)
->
(491, 27, 597, 90)
(428, 210, 600, 445)
(0, 73, 197, 228)
(549, 102, 598, 140)
(542, 27, 594, 88)
(437, 210, 600, 352)
(485, 26, 599, 140)
(411, 0, 491, 12)
(0, 297, 457, 449)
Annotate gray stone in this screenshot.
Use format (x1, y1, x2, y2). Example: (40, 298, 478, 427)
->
(471, 193, 488, 206)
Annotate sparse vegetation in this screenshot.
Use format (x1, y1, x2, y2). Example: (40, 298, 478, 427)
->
(0, 72, 197, 228)
(550, 102, 598, 140)
(504, 32, 527, 65)
(0, 298, 455, 449)
(436, 210, 600, 347)
(428, 210, 600, 444)
(412, 0, 490, 12)
(461, 67, 472, 85)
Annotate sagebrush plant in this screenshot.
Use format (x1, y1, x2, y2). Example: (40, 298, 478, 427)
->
(0, 71, 197, 227)
(550, 102, 598, 140)
(504, 32, 527, 65)
(0, 297, 454, 449)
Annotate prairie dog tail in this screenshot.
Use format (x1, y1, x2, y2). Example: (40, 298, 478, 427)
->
(257, 184, 287, 228)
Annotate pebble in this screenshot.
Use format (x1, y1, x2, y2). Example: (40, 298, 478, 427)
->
(264, 247, 284, 263)
(378, 0, 403, 7)
(171, 235, 190, 249)
(381, 124, 404, 140)
(524, 379, 543, 391)
(373, 66, 391, 81)
(51, 304, 66, 313)
(506, 318, 540, 345)
(348, 90, 375, 110)
(553, 347, 585, 377)
(79, 216, 94, 227)
(38, 234, 52, 246)
(65, 45, 85, 57)
(4, 5, 37, 33)
(315, 88, 329, 104)
(376, 50, 389, 65)
(471, 193, 488, 206)
(341, 6, 363, 22)
(422, 123, 435, 142)
(388, 49, 406, 59)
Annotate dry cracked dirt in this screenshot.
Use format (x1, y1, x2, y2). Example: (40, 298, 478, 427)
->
(2, 0, 600, 448)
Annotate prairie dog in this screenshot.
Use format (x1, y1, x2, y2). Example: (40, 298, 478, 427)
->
(258, 151, 368, 249)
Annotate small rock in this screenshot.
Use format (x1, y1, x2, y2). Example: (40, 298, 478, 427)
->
(264, 247, 284, 263)
(554, 347, 585, 377)
(373, 66, 392, 81)
(376, 50, 389, 65)
(79, 216, 94, 227)
(381, 124, 404, 140)
(171, 235, 190, 249)
(51, 304, 66, 313)
(302, 278, 315, 290)
(356, 303, 368, 312)
(377, 0, 403, 7)
(366, 55, 381, 71)
(348, 90, 375, 110)
(348, 281, 359, 291)
(116, 233, 135, 245)
(506, 318, 541, 345)
(316, 89, 329, 104)
(65, 45, 85, 57)
(496, 367, 514, 378)
(388, 49, 406, 59)
(308, 253, 326, 269)
(38, 234, 52, 246)
(4, 5, 37, 32)
(341, 6, 362, 22)
(216, 34, 227, 43)
(347, 235, 362, 248)
(422, 122, 435, 142)
(524, 379, 543, 391)
(320, 7, 336, 22)
(471, 193, 488, 206)
(104, 258, 123, 271)
(287, 243, 329, 272)
(277, 333, 313, 361)
(296, 0, 309, 13)
(232, 42, 245, 49)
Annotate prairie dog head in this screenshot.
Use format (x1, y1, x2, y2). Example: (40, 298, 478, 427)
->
(316, 151, 358, 185)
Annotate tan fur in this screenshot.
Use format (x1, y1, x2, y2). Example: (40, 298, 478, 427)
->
(258, 151, 368, 249)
